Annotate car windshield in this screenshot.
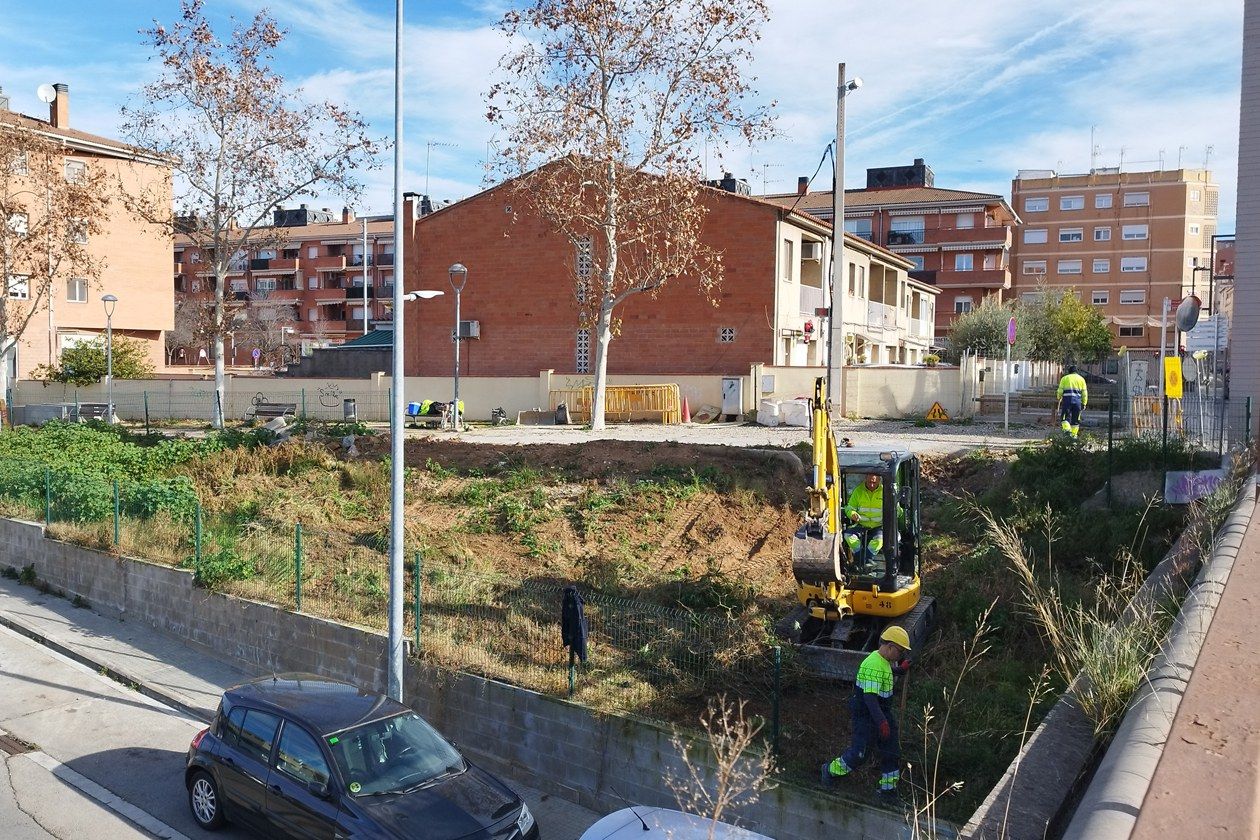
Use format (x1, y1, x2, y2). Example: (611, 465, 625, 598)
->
(326, 712, 464, 796)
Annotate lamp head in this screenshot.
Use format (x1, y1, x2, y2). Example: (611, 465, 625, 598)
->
(448, 262, 468, 291)
(844, 77, 863, 93)
(101, 293, 118, 317)
(403, 290, 445, 302)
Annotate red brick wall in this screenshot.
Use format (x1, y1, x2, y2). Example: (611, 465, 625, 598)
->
(405, 186, 778, 376)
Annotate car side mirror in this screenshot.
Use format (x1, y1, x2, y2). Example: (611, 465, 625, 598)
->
(307, 780, 331, 799)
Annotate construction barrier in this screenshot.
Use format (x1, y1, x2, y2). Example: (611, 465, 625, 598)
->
(550, 384, 682, 424)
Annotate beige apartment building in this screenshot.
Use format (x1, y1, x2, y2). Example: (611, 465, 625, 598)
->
(1010, 168, 1218, 357)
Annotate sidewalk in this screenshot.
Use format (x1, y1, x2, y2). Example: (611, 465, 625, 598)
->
(0, 576, 602, 840)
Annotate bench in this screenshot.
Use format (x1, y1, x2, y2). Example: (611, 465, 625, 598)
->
(73, 403, 112, 422)
(406, 402, 449, 429)
(251, 402, 297, 421)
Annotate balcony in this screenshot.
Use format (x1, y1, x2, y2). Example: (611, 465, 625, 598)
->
(935, 267, 1011, 289)
(909, 270, 938, 286)
(376, 253, 395, 267)
(250, 258, 270, 270)
(886, 229, 926, 247)
(909, 318, 931, 339)
(866, 300, 899, 330)
(798, 283, 825, 315)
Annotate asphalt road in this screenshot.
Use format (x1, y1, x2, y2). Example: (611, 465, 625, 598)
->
(0, 623, 253, 840)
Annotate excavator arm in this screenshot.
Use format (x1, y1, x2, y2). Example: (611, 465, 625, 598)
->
(791, 378, 849, 613)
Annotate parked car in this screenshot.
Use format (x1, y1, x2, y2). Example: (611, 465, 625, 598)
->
(186, 674, 538, 840)
(578, 807, 771, 840)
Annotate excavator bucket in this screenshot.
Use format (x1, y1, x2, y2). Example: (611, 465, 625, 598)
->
(791, 523, 842, 583)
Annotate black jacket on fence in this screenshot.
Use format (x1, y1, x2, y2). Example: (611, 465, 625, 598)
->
(561, 585, 589, 663)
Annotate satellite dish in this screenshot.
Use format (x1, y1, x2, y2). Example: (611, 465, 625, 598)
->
(36, 84, 57, 104)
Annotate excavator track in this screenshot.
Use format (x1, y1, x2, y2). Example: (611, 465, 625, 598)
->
(778, 596, 937, 682)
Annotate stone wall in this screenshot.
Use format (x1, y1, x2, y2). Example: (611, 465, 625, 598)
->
(0, 516, 929, 840)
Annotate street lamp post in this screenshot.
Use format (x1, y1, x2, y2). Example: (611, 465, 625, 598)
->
(827, 64, 862, 416)
(388, 289, 442, 704)
(101, 294, 117, 424)
(448, 263, 468, 431)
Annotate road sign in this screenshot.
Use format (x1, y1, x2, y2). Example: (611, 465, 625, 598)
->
(925, 402, 950, 422)
(1007, 316, 1017, 346)
(251, 348, 261, 361)
(1163, 357, 1184, 399)
(1185, 316, 1229, 352)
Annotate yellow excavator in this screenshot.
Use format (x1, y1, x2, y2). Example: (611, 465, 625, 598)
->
(776, 377, 936, 679)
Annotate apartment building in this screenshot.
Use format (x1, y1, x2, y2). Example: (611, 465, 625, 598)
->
(173, 204, 400, 360)
(1, 84, 173, 378)
(764, 159, 1018, 341)
(1009, 168, 1218, 355)
(402, 169, 936, 378)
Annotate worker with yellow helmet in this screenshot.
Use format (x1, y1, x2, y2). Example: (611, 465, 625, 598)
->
(821, 625, 911, 801)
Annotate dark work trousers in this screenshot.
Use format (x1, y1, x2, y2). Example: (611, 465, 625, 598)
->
(841, 692, 900, 784)
(1060, 398, 1082, 428)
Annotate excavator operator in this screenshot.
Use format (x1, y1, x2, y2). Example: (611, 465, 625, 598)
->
(843, 473, 885, 567)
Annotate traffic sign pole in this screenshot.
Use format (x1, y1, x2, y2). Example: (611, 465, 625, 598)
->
(1004, 317, 1016, 433)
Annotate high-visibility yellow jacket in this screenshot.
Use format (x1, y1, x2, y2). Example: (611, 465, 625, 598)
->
(1057, 372, 1088, 407)
(843, 483, 884, 529)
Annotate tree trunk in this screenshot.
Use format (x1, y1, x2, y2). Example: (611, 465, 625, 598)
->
(590, 300, 615, 431)
(213, 275, 225, 428)
(0, 337, 13, 421)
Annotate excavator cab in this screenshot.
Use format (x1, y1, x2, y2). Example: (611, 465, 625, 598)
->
(776, 379, 936, 679)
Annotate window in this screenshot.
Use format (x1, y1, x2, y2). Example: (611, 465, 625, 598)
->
(1121, 224, 1148, 240)
(956, 213, 974, 230)
(576, 328, 590, 373)
(983, 253, 997, 270)
(844, 218, 872, 237)
(190, 252, 201, 264)
(1119, 289, 1146, 304)
(64, 159, 86, 183)
(1023, 228, 1048, 244)
(1094, 227, 1111, 241)
(6, 213, 27, 237)
(7, 274, 29, 299)
(307, 246, 319, 259)
(191, 279, 202, 293)
(236, 710, 280, 765)
(954, 296, 973, 314)
(1091, 290, 1109, 305)
(230, 279, 247, 292)
(274, 724, 331, 787)
(10, 152, 28, 176)
(719, 327, 736, 343)
(255, 278, 276, 292)
(1190, 189, 1202, 202)
(1095, 193, 1113, 209)
(907, 255, 925, 271)
(1189, 224, 1201, 235)
(1119, 326, 1145, 338)
(1120, 257, 1147, 273)
(1059, 195, 1084, 210)
(70, 219, 88, 244)
(1022, 260, 1047, 275)
(307, 308, 318, 321)
(67, 278, 87, 303)
(1020, 291, 1045, 305)
(575, 236, 592, 278)
(1122, 191, 1150, 207)
(847, 263, 866, 297)
(282, 248, 299, 260)
(954, 253, 973, 272)
(1059, 228, 1083, 243)
(219, 705, 246, 744)
(1024, 197, 1049, 212)
(1057, 259, 1082, 275)
(888, 217, 924, 245)
(1092, 259, 1110, 274)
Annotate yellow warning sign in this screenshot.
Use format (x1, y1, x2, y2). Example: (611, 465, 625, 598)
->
(1163, 357, 1184, 400)
(925, 402, 950, 422)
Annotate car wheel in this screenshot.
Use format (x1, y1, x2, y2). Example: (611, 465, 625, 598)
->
(189, 770, 225, 830)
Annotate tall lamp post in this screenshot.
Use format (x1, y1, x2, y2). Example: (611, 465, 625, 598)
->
(387, 288, 443, 704)
(448, 263, 468, 431)
(101, 294, 117, 424)
(827, 64, 861, 416)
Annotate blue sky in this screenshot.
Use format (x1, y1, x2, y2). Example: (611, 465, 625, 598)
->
(0, 1, 1246, 228)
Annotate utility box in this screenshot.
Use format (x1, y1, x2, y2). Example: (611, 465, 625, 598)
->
(721, 377, 744, 418)
(343, 398, 357, 421)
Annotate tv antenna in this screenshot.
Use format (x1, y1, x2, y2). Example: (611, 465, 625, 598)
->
(1090, 126, 1099, 171)
(760, 162, 783, 195)
(425, 141, 457, 196)
(36, 84, 57, 104)
(1177, 145, 1188, 169)
(1204, 144, 1215, 168)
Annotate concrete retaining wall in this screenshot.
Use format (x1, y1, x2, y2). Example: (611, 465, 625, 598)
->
(0, 516, 924, 840)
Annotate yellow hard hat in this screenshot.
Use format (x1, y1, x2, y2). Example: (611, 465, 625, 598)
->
(881, 625, 911, 651)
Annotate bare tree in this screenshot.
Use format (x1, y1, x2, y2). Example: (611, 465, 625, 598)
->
(666, 696, 775, 839)
(487, 0, 774, 429)
(166, 296, 213, 365)
(0, 118, 112, 399)
(120, 0, 378, 426)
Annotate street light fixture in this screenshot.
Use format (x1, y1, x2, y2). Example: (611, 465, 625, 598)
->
(448, 263, 468, 431)
(101, 294, 118, 424)
(827, 64, 861, 416)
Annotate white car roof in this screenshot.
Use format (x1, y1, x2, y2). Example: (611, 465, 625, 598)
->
(578, 807, 773, 840)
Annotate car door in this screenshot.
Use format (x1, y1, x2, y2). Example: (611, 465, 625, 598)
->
(217, 707, 281, 829)
(265, 719, 340, 839)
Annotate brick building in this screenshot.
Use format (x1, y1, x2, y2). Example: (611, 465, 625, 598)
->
(764, 159, 1018, 340)
(1009, 167, 1218, 356)
(172, 204, 406, 362)
(402, 173, 934, 378)
(2, 84, 172, 378)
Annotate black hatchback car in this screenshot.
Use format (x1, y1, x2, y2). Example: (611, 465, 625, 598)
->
(185, 674, 539, 840)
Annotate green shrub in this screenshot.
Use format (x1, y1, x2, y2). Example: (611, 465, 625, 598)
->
(128, 478, 199, 522)
(189, 547, 255, 589)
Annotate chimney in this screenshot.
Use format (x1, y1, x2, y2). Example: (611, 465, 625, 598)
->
(0, 86, 9, 112)
(342, 207, 354, 224)
(50, 83, 69, 128)
(797, 176, 809, 195)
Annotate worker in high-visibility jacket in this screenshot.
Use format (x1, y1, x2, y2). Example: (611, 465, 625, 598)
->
(1056, 364, 1089, 439)
(822, 625, 911, 801)
(842, 473, 886, 566)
